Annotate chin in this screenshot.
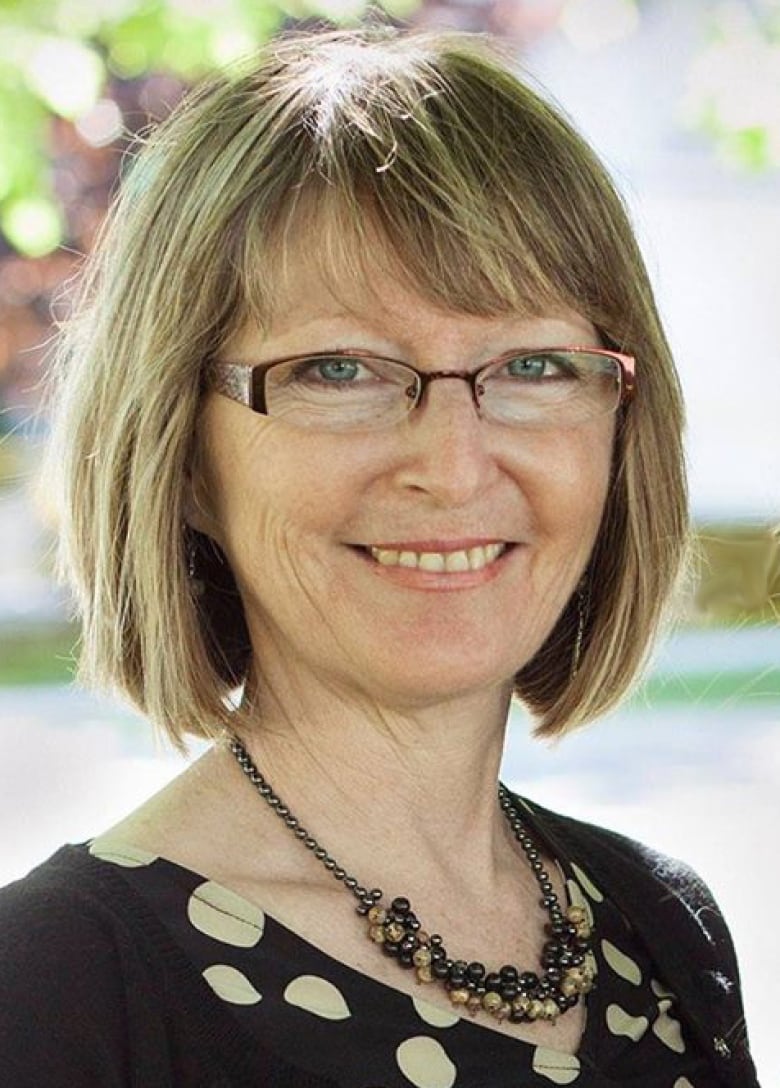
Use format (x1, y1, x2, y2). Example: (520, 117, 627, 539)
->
(358, 650, 521, 708)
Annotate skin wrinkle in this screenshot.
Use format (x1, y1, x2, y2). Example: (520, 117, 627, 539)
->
(184, 251, 614, 901)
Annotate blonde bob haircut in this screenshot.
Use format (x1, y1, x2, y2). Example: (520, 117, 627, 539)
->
(44, 26, 687, 752)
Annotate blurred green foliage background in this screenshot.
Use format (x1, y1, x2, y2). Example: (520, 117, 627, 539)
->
(0, 0, 778, 686)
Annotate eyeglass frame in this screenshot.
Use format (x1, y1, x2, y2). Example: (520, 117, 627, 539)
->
(206, 346, 636, 426)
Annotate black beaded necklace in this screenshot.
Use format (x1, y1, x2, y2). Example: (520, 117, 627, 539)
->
(228, 736, 595, 1026)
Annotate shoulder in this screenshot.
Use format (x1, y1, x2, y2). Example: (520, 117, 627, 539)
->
(0, 846, 168, 1086)
(0, 844, 150, 1007)
(513, 794, 760, 1083)
(0, 845, 126, 957)
(515, 793, 719, 911)
(512, 793, 740, 990)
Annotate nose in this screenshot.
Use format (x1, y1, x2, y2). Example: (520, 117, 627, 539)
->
(393, 376, 501, 506)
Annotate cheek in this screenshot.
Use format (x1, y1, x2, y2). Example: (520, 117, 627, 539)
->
(204, 428, 359, 589)
(525, 429, 613, 556)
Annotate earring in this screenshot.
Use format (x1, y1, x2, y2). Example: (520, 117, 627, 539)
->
(571, 579, 590, 679)
(186, 531, 205, 598)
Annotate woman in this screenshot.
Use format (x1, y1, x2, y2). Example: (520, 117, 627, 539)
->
(0, 26, 759, 1088)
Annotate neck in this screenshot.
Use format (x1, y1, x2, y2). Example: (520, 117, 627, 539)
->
(227, 663, 517, 896)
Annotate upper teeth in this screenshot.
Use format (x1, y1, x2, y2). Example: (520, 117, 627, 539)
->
(369, 543, 506, 572)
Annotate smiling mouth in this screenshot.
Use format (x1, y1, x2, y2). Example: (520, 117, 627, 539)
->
(361, 542, 512, 572)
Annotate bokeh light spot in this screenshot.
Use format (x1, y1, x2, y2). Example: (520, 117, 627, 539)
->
(75, 98, 124, 147)
(26, 38, 104, 119)
(2, 196, 64, 258)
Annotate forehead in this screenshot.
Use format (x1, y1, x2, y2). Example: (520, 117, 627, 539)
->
(230, 240, 596, 358)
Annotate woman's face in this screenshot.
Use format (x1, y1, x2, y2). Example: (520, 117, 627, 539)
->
(193, 256, 616, 710)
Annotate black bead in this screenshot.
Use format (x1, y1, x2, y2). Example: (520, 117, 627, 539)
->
(391, 897, 410, 916)
(355, 903, 371, 916)
(429, 934, 443, 946)
(509, 1007, 528, 1023)
(499, 964, 518, 982)
(398, 950, 415, 968)
(545, 968, 563, 983)
(383, 941, 400, 957)
(500, 982, 519, 1001)
(432, 961, 450, 980)
(519, 971, 540, 991)
(484, 973, 502, 992)
(430, 948, 446, 963)
(467, 962, 486, 981)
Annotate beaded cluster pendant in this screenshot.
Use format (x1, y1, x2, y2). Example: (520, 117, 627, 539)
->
(228, 738, 595, 1027)
(361, 895, 595, 1024)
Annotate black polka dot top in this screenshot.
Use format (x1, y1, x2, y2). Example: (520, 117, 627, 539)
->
(84, 836, 713, 1087)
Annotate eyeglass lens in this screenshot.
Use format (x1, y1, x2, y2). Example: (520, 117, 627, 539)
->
(262, 350, 622, 430)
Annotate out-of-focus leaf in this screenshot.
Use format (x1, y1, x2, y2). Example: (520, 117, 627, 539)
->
(0, 0, 417, 256)
(729, 126, 772, 172)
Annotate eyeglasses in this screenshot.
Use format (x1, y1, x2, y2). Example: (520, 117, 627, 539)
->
(207, 347, 636, 432)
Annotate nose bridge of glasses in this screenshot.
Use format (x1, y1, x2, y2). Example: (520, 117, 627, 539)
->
(414, 367, 484, 411)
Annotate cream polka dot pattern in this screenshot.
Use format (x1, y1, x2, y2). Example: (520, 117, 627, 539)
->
(88, 840, 158, 867)
(601, 939, 642, 985)
(187, 881, 265, 947)
(569, 862, 604, 902)
(82, 838, 714, 1086)
(606, 1003, 649, 1042)
(652, 1003, 686, 1053)
(565, 878, 594, 927)
(531, 1046, 581, 1084)
(584, 949, 598, 982)
(395, 1037, 456, 1088)
(203, 963, 262, 1005)
(284, 975, 351, 1020)
(411, 996, 460, 1028)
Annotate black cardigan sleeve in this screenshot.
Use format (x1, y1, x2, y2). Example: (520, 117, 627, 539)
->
(0, 869, 185, 1087)
(0, 850, 344, 1088)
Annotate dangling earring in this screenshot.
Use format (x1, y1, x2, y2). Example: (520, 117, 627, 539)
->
(571, 578, 590, 679)
(186, 530, 205, 597)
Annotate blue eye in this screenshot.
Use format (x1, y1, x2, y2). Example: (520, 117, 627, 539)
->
(306, 357, 361, 383)
(505, 354, 566, 379)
